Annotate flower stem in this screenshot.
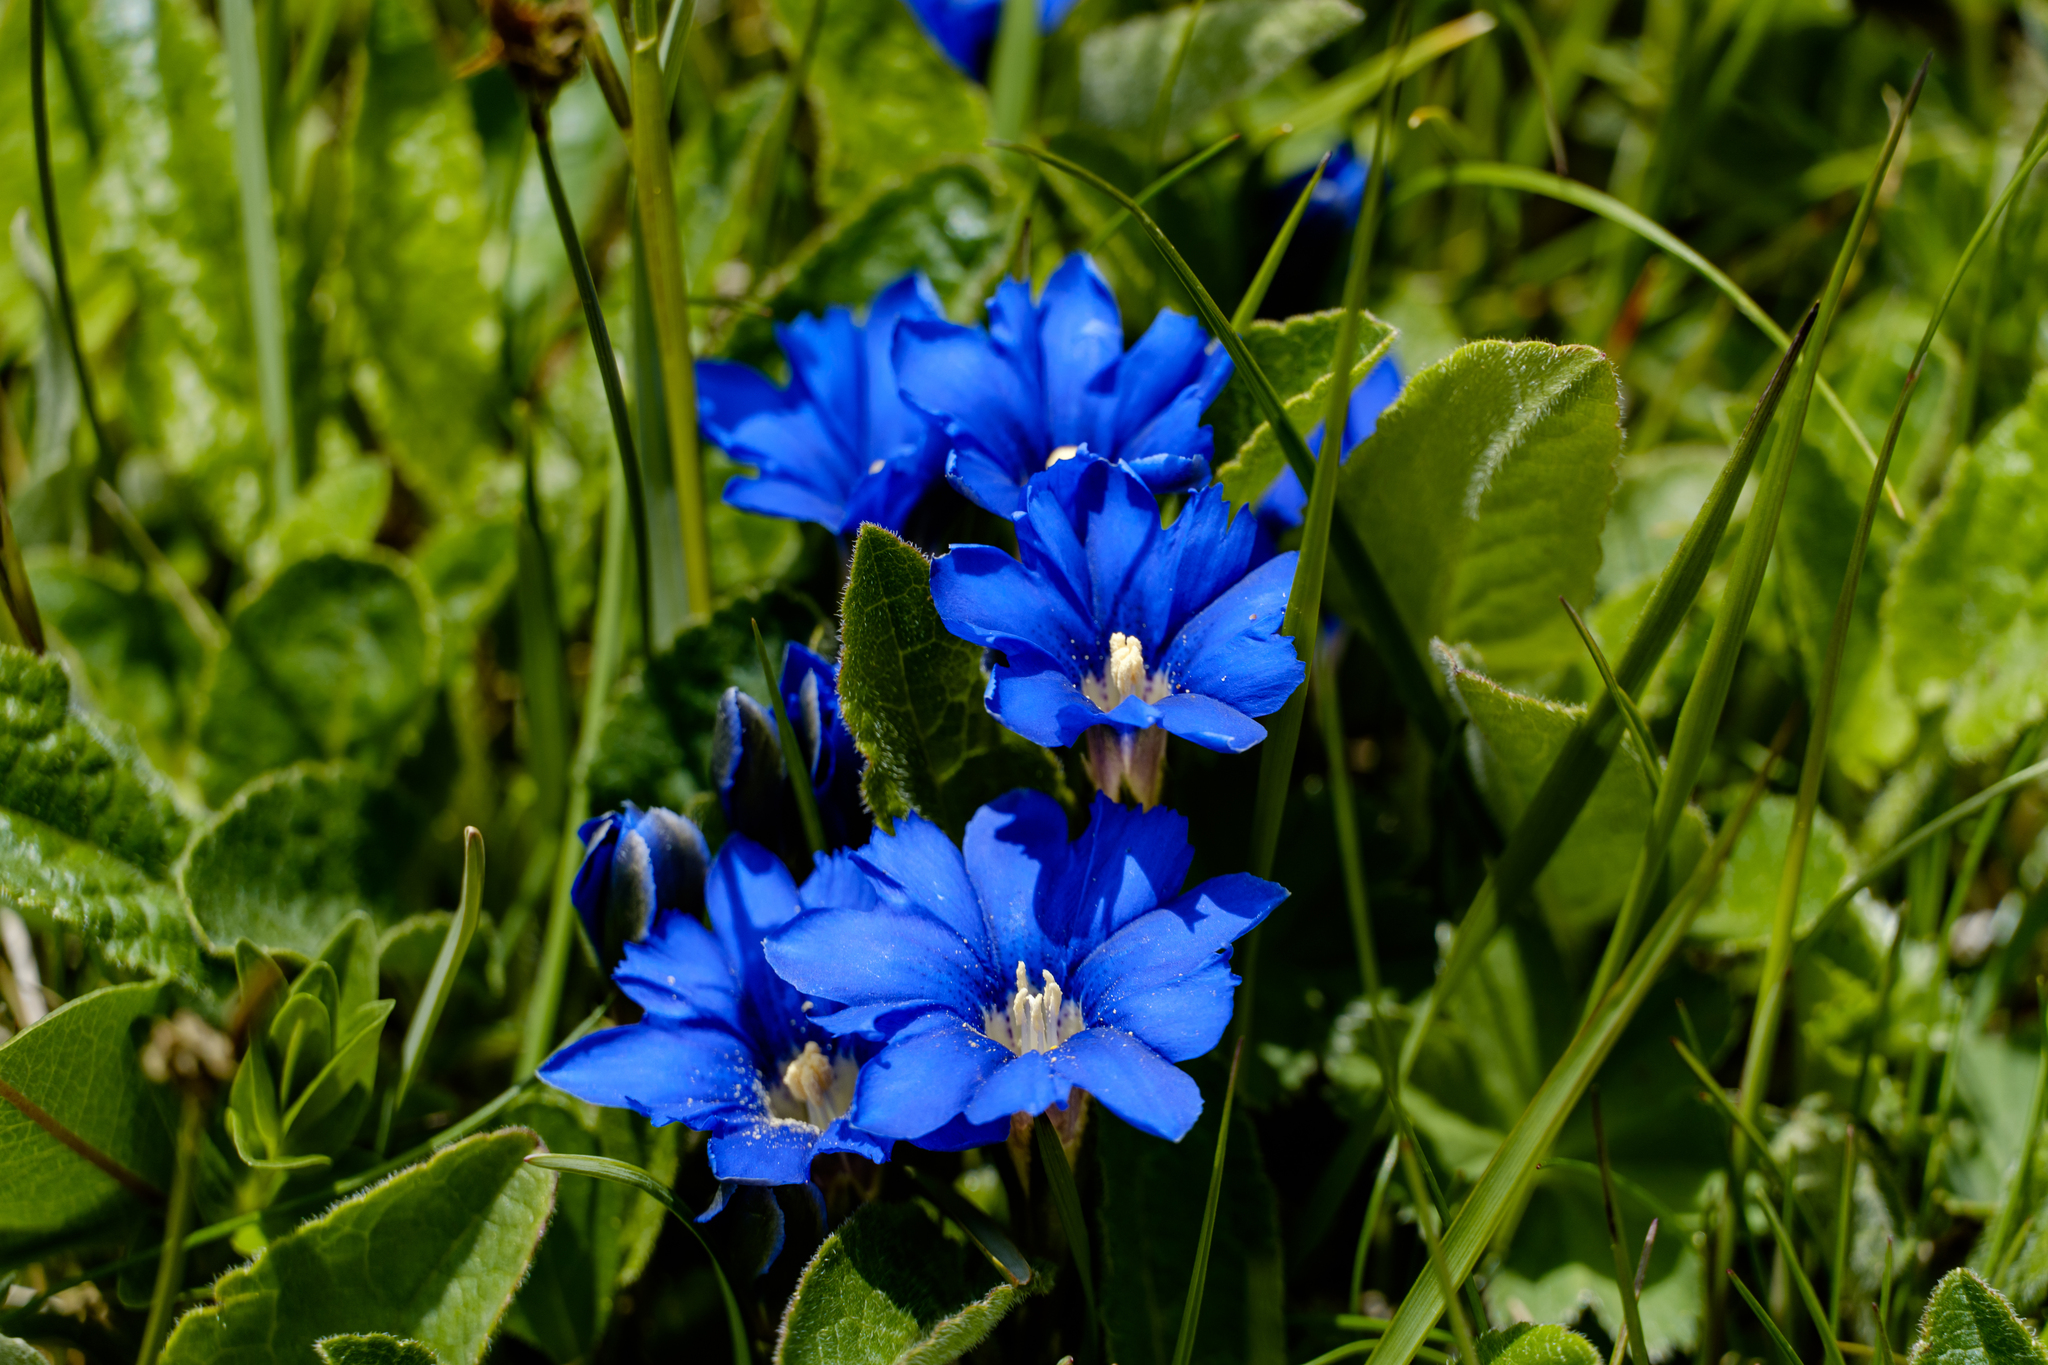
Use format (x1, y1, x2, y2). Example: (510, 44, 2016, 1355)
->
(1170, 1038, 1241, 1365)
(1035, 1111, 1098, 1357)
(987, 0, 1041, 145)
(134, 1088, 204, 1365)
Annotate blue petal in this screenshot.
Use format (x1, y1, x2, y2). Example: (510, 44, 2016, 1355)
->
(898, 0, 1001, 76)
(982, 667, 1108, 748)
(1048, 794, 1193, 952)
(932, 544, 1095, 669)
(1161, 552, 1305, 721)
(1161, 484, 1259, 634)
(945, 445, 1031, 518)
(962, 790, 1070, 978)
(539, 1019, 761, 1129)
(1052, 1027, 1202, 1140)
(778, 307, 864, 457)
(696, 1182, 787, 1280)
(1019, 456, 1171, 655)
(798, 848, 880, 914)
(764, 905, 991, 1022)
(614, 910, 740, 1022)
(1036, 255, 1125, 452)
(862, 274, 946, 457)
(1152, 692, 1270, 751)
(896, 317, 1042, 507)
(851, 813, 990, 950)
(908, 1112, 1014, 1152)
(1109, 310, 1215, 445)
(962, 1051, 1065, 1125)
(1079, 952, 1238, 1062)
(847, 1011, 1013, 1141)
(708, 1120, 820, 1187)
(722, 470, 851, 532)
(816, 1114, 895, 1165)
(1120, 449, 1212, 498)
(699, 361, 852, 502)
(706, 836, 812, 1057)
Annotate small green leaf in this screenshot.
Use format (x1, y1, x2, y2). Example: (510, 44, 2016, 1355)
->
(315, 1336, 441, 1365)
(1910, 1269, 2048, 1365)
(1476, 1323, 1604, 1365)
(1690, 794, 1854, 948)
(1337, 341, 1622, 680)
(772, 1202, 1045, 1365)
(1212, 308, 1398, 507)
(1079, 0, 1363, 138)
(160, 1129, 557, 1365)
(196, 552, 440, 804)
(249, 460, 394, 582)
(0, 645, 200, 981)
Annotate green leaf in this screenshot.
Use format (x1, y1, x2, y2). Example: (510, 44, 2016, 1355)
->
(1909, 1269, 2048, 1365)
(1690, 794, 1853, 949)
(0, 981, 174, 1259)
(772, 1202, 1044, 1365)
(160, 1129, 557, 1365)
(315, 1337, 441, 1365)
(1882, 377, 2048, 762)
(836, 525, 1064, 836)
(0, 1335, 48, 1365)
(179, 763, 415, 956)
(346, 0, 504, 512)
(1098, 1082, 1286, 1365)
(196, 552, 441, 804)
(1476, 1324, 1604, 1365)
(1211, 308, 1398, 507)
(1079, 0, 1363, 138)
(766, 0, 989, 212)
(248, 460, 395, 583)
(0, 645, 201, 981)
(1335, 341, 1623, 680)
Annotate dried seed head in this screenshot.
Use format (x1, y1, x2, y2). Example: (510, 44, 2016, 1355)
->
(465, 0, 591, 109)
(140, 1010, 237, 1090)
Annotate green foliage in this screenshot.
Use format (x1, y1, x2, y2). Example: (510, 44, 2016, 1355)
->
(1212, 308, 1398, 504)
(1910, 1269, 2048, 1365)
(1476, 1324, 1604, 1365)
(1690, 794, 1853, 948)
(315, 1337, 442, 1365)
(159, 1130, 556, 1365)
(196, 552, 440, 804)
(772, 1202, 1044, 1365)
(836, 525, 1063, 835)
(0, 1335, 47, 1365)
(0, 646, 199, 979)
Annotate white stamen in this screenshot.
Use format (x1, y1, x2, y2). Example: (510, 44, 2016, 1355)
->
(1081, 631, 1173, 712)
(770, 1041, 856, 1130)
(868, 458, 887, 474)
(1046, 444, 1080, 469)
(983, 961, 1086, 1056)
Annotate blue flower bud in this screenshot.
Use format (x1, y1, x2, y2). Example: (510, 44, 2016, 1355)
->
(570, 803, 709, 956)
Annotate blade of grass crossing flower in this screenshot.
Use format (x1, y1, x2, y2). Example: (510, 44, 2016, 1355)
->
(1035, 1113, 1099, 1354)
(1563, 599, 1660, 797)
(527, 1154, 748, 1365)
(397, 829, 484, 1110)
(990, 138, 1455, 750)
(1593, 1093, 1649, 1365)
(1170, 1038, 1243, 1365)
(1234, 154, 1327, 330)
(1582, 66, 1923, 1023)
(218, 0, 295, 509)
(1350, 1136, 1401, 1312)
(1830, 1125, 1855, 1336)
(29, 0, 111, 467)
(1754, 1193, 1847, 1365)
(752, 619, 825, 856)
(1086, 133, 1239, 254)
(1727, 1270, 1805, 1365)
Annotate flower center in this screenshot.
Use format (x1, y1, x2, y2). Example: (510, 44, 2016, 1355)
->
(768, 1041, 856, 1130)
(983, 962, 1085, 1056)
(1080, 632, 1173, 712)
(1046, 444, 1080, 469)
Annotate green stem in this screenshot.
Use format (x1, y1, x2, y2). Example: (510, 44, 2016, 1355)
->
(1036, 1111, 1099, 1357)
(396, 828, 484, 1108)
(1829, 1124, 1855, 1335)
(987, 0, 1041, 144)
(134, 1089, 204, 1365)
(1232, 152, 1327, 330)
(1401, 1138, 1478, 1365)
(1170, 1039, 1242, 1365)
(1086, 132, 1239, 255)
(753, 619, 825, 857)
(1146, 0, 1203, 175)
(1593, 1094, 1650, 1365)
(1349, 1136, 1400, 1313)
(0, 474, 46, 653)
(517, 437, 571, 833)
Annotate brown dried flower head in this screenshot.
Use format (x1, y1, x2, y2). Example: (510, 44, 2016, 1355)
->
(463, 0, 591, 108)
(140, 1009, 238, 1090)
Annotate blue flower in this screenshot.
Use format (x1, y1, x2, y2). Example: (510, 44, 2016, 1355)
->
(571, 803, 710, 958)
(713, 642, 871, 857)
(763, 791, 1284, 1144)
(698, 274, 949, 536)
(1278, 140, 1369, 230)
(1254, 355, 1403, 538)
(894, 254, 1233, 517)
(929, 452, 1302, 804)
(542, 835, 894, 1186)
(899, 0, 1082, 80)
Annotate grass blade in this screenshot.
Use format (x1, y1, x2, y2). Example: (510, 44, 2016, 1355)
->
(1562, 598, 1660, 796)
(1350, 1136, 1401, 1312)
(1402, 1135, 1479, 1365)
(988, 0, 1042, 144)
(527, 1153, 749, 1365)
(1036, 1112, 1099, 1356)
(135, 1089, 205, 1365)
(1727, 1269, 1806, 1365)
(1754, 1193, 1847, 1365)
(1086, 133, 1240, 254)
(1985, 988, 2048, 1280)
(1593, 1093, 1650, 1365)
(0, 476, 45, 653)
(904, 1165, 1033, 1286)
(397, 829, 484, 1110)
(752, 619, 825, 856)
(518, 443, 571, 833)
(1669, 1036, 1825, 1243)
(745, 0, 828, 275)
(1171, 1038, 1244, 1365)
(1233, 152, 1327, 330)
(1147, 0, 1204, 174)
(1272, 12, 1497, 140)
(1829, 1125, 1854, 1335)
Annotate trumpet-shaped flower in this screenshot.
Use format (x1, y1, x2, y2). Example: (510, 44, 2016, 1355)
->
(929, 453, 1302, 803)
(542, 835, 892, 1185)
(764, 791, 1284, 1143)
(698, 274, 949, 536)
(900, 0, 1082, 79)
(713, 642, 870, 859)
(894, 254, 1233, 516)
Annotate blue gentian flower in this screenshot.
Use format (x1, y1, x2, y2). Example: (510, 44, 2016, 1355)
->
(698, 274, 949, 536)
(894, 254, 1234, 517)
(1279, 141, 1368, 229)
(929, 452, 1302, 804)
(542, 835, 893, 1185)
(764, 791, 1285, 1143)
(712, 643, 871, 859)
(1254, 355, 1403, 538)
(571, 803, 710, 958)
(899, 0, 1082, 80)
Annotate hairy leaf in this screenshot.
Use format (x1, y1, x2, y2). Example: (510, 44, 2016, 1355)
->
(160, 1129, 557, 1365)
(1909, 1268, 2048, 1365)
(1212, 308, 1399, 505)
(1477, 1324, 1603, 1365)
(0, 1336, 47, 1365)
(315, 1337, 441, 1365)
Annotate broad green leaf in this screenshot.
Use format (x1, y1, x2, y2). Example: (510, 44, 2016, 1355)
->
(0, 646, 200, 980)
(195, 551, 440, 804)
(1098, 1088, 1286, 1365)
(502, 1091, 680, 1364)
(410, 514, 518, 677)
(179, 763, 414, 956)
(0, 981, 174, 1259)
(1690, 794, 1853, 949)
(1079, 0, 1363, 138)
(315, 1337, 441, 1365)
(837, 525, 1064, 836)
(1476, 1324, 1603, 1365)
(347, 0, 504, 511)
(247, 459, 394, 582)
(160, 1129, 557, 1365)
(772, 1201, 1043, 1365)
(1211, 308, 1398, 506)
(1882, 377, 2048, 762)
(1338, 341, 1622, 681)
(1909, 1268, 2048, 1365)
(767, 0, 988, 212)
(1594, 448, 1726, 599)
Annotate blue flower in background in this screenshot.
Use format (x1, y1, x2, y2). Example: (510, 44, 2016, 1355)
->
(895, 254, 1233, 517)
(1254, 355, 1403, 537)
(542, 836, 893, 1186)
(899, 0, 1083, 80)
(929, 453, 1302, 804)
(1278, 140, 1368, 229)
(764, 791, 1284, 1144)
(713, 643, 871, 857)
(699, 274, 949, 536)
(571, 803, 709, 958)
